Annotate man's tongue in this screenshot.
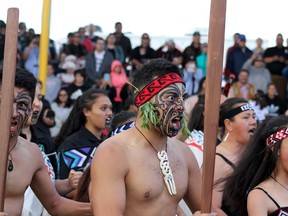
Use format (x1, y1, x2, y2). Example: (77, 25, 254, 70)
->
(172, 120, 181, 131)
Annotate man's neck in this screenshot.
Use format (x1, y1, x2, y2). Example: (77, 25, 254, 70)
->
(135, 120, 168, 152)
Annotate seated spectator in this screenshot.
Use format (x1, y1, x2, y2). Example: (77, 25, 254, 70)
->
(183, 58, 203, 96)
(228, 69, 255, 100)
(57, 56, 78, 87)
(50, 88, 73, 138)
(265, 83, 286, 118)
(242, 54, 271, 94)
(66, 69, 90, 101)
(249, 90, 269, 123)
(155, 39, 182, 63)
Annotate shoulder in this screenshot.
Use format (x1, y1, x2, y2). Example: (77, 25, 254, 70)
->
(247, 187, 270, 214)
(57, 132, 81, 150)
(18, 137, 43, 162)
(92, 135, 129, 171)
(170, 137, 199, 167)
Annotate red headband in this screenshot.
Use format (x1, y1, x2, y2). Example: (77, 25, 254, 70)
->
(134, 73, 184, 108)
(266, 127, 288, 147)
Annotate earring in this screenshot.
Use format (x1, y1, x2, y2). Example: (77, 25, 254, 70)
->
(223, 132, 230, 142)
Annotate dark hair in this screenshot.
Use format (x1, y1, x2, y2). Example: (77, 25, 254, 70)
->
(123, 96, 134, 111)
(197, 77, 206, 94)
(222, 115, 288, 216)
(55, 88, 73, 107)
(54, 88, 108, 149)
(253, 90, 267, 109)
(74, 69, 86, 79)
(187, 94, 205, 132)
(239, 69, 249, 76)
(0, 68, 37, 103)
(219, 97, 249, 138)
(115, 22, 122, 27)
(111, 111, 136, 131)
(106, 111, 136, 138)
(74, 165, 91, 203)
(132, 58, 183, 100)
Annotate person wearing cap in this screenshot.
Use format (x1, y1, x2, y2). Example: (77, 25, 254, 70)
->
(242, 53, 271, 94)
(226, 34, 252, 81)
(182, 31, 202, 68)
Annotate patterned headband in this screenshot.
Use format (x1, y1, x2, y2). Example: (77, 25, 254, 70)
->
(220, 103, 254, 124)
(266, 127, 288, 147)
(134, 73, 184, 108)
(111, 121, 135, 136)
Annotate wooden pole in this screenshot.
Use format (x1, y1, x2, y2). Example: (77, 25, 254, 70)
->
(39, 0, 51, 95)
(0, 8, 19, 211)
(201, 0, 226, 213)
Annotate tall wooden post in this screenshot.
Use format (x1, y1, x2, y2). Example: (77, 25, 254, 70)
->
(39, 0, 51, 95)
(0, 8, 19, 211)
(201, 0, 227, 213)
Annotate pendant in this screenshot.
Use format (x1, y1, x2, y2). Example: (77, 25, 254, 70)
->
(157, 151, 177, 195)
(8, 159, 13, 172)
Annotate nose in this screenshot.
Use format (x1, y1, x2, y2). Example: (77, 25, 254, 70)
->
(11, 103, 17, 118)
(250, 116, 257, 126)
(176, 98, 184, 112)
(106, 108, 113, 117)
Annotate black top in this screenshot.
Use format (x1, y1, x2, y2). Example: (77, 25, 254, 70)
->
(216, 153, 237, 216)
(216, 153, 236, 169)
(263, 46, 288, 75)
(56, 126, 104, 179)
(265, 95, 286, 117)
(255, 187, 288, 216)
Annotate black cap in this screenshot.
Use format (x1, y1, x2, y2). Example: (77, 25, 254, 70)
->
(193, 31, 200, 36)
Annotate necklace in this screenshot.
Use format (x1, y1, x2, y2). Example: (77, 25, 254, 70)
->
(134, 125, 177, 195)
(8, 141, 17, 172)
(270, 175, 288, 191)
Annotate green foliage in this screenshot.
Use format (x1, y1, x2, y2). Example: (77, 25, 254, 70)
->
(181, 114, 191, 136)
(139, 101, 159, 130)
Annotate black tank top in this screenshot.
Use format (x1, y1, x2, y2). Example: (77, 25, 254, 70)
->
(255, 187, 288, 216)
(216, 153, 237, 216)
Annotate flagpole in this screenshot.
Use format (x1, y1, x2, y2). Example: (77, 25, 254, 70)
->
(201, 0, 227, 213)
(0, 8, 19, 211)
(39, 0, 51, 95)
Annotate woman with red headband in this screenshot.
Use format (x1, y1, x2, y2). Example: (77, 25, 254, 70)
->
(212, 97, 257, 216)
(221, 115, 288, 216)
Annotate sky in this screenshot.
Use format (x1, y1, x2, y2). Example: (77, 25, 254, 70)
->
(1, 0, 288, 50)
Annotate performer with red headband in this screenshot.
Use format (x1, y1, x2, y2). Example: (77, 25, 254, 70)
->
(220, 115, 288, 216)
(91, 58, 215, 216)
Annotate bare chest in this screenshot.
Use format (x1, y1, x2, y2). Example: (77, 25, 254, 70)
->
(125, 150, 188, 202)
(5, 156, 35, 199)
